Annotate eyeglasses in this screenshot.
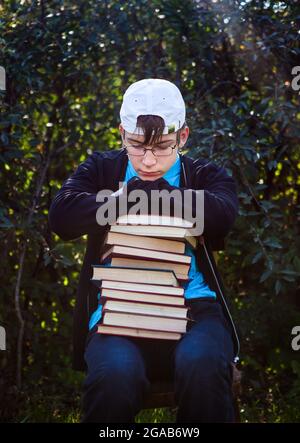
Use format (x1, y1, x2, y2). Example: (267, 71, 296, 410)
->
(123, 142, 178, 157)
(122, 132, 181, 157)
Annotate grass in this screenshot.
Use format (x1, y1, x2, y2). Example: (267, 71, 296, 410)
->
(17, 405, 177, 423)
(12, 387, 177, 423)
(135, 407, 177, 423)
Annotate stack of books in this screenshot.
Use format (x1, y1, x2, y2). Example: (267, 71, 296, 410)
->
(91, 215, 198, 340)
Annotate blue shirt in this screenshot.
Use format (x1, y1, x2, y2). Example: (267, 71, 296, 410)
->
(89, 153, 216, 330)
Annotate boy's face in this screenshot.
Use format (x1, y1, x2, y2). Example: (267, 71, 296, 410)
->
(119, 124, 189, 181)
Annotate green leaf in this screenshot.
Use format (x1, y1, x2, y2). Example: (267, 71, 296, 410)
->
(252, 251, 263, 264)
(275, 280, 282, 295)
(259, 269, 272, 283)
(264, 239, 283, 249)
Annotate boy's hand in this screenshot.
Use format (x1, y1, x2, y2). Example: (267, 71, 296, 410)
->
(124, 176, 176, 217)
(126, 176, 169, 193)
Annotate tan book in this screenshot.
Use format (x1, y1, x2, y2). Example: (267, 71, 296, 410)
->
(102, 299, 189, 319)
(115, 214, 194, 228)
(99, 280, 184, 296)
(100, 288, 185, 306)
(110, 224, 197, 249)
(101, 245, 191, 265)
(91, 266, 179, 287)
(109, 256, 189, 281)
(101, 310, 191, 333)
(104, 231, 186, 254)
(97, 324, 182, 340)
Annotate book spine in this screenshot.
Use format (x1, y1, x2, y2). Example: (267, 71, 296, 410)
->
(100, 295, 188, 309)
(102, 307, 195, 322)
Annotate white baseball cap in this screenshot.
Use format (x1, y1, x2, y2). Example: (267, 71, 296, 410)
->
(120, 78, 186, 135)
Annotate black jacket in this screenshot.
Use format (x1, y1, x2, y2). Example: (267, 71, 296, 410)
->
(48, 148, 240, 371)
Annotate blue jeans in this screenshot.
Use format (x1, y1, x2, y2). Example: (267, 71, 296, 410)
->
(81, 298, 235, 423)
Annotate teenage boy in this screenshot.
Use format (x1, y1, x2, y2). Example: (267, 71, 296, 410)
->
(49, 78, 240, 423)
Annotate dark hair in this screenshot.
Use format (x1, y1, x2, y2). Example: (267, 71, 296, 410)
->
(124, 115, 187, 146)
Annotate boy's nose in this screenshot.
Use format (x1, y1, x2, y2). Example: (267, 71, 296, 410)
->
(142, 150, 157, 166)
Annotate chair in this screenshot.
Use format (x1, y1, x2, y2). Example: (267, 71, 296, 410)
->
(143, 380, 176, 409)
(143, 378, 241, 422)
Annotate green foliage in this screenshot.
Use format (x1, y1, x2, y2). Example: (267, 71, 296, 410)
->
(0, 0, 299, 422)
